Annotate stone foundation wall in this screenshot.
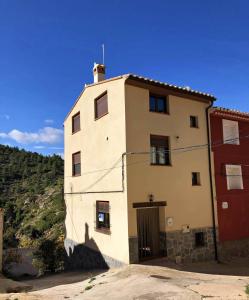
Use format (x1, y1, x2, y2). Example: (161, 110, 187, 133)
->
(129, 237, 138, 263)
(218, 238, 249, 260)
(159, 232, 167, 256)
(128, 227, 216, 263)
(166, 227, 216, 263)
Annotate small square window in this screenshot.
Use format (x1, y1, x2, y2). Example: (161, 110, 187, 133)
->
(150, 135, 170, 166)
(96, 201, 110, 232)
(192, 172, 201, 186)
(195, 232, 205, 247)
(149, 94, 168, 114)
(190, 116, 198, 128)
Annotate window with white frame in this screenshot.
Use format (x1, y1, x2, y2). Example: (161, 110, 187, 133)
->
(225, 164, 243, 190)
(222, 119, 239, 145)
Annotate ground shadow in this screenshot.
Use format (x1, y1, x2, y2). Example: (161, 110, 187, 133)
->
(141, 257, 249, 277)
(18, 222, 109, 292)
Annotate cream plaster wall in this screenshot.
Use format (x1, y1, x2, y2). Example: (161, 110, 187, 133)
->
(64, 78, 129, 264)
(64, 77, 215, 264)
(125, 84, 214, 237)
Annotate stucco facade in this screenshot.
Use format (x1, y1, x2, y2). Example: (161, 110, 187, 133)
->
(64, 70, 217, 266)
(125, 81, 216, 262)
(64, 77, 130, 265)
(210, 108, 249, 244)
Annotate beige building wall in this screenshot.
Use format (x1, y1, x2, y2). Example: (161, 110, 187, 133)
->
(124, 83, 214, 237)
(64, 74, 216, 264)
(64, 78, 130, 264)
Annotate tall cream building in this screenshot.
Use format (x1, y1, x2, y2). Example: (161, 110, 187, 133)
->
(64, 64, 217, 267)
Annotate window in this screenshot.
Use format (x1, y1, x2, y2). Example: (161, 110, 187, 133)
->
(72, 112, 80, 133)
(149, 94, 168, 114)
(226, 164, 243, 190)
(195, 232, 205, 247)
(192, 172, 201, 186)
(96, 201, 110, 231)
(190, 116, 198, 128)
(95, 92, 108, 119)
(222, 119, 239, 145)
(150, 135, 170, 165)
(72, 152, 81, 176)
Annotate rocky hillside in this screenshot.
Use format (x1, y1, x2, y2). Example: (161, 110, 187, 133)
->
(0, 144, 65, 251)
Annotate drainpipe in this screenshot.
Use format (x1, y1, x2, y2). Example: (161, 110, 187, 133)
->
(205, 102, 219, 262)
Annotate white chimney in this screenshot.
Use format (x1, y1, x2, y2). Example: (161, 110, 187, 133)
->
(93, 63, 105, 83)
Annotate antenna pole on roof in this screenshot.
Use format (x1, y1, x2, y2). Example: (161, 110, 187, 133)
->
(102, 44, 105, 65)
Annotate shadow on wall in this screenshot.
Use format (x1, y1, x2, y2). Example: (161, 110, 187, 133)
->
(64, 223, 109, 271)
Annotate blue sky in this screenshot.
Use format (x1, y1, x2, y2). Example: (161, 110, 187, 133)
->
(0, 0, 249, 156)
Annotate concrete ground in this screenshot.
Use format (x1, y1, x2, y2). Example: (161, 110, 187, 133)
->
(1, 258, 249, 299)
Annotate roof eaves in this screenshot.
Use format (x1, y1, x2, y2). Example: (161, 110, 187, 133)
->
(125, 74, 216, 101)
(213, 106, 249, 118)
(64, 73, 216, 122)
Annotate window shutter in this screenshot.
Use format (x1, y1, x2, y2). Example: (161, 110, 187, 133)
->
(222, 119, 239, 145)
(151, 135, 168, 147)
(98, 201, 109, 213)
(72, 113, 80, 133)
(230, 123, 239, 144)
(225, 164, 243, 190)
(73, 152, 81, 164)
(96, 93, 108, 118)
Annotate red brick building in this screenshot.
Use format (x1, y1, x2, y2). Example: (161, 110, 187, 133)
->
(210, 107, 249, 244)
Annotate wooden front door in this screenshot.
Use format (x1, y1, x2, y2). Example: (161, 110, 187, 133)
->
(137, 207, 160, 260)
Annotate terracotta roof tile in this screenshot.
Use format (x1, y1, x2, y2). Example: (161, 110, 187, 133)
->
(124, 74, 216, 100)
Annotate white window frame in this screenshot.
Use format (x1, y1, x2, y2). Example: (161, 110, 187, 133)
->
(222, 119, 240, 145)
(225, 164, 243, 190)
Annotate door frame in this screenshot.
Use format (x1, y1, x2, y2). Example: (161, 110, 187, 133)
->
(133, 201, 167, 262)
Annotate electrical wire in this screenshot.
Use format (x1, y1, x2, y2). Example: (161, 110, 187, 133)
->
(65, 132, 249, 178)
(64, 131, 249, 194)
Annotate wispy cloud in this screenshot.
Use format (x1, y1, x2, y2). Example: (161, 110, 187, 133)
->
(0, 114, 10, 120)
(49, 146, 64, 150)
(33, 145, 64, 150)
(0, 133, 8, 138)
(44, 119, 54, 124)
(0, 127, 63, 145)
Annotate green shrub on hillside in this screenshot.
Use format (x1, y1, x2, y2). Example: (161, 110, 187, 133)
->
(0, 144, 65, 274)
(33, 238, 65, 275)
